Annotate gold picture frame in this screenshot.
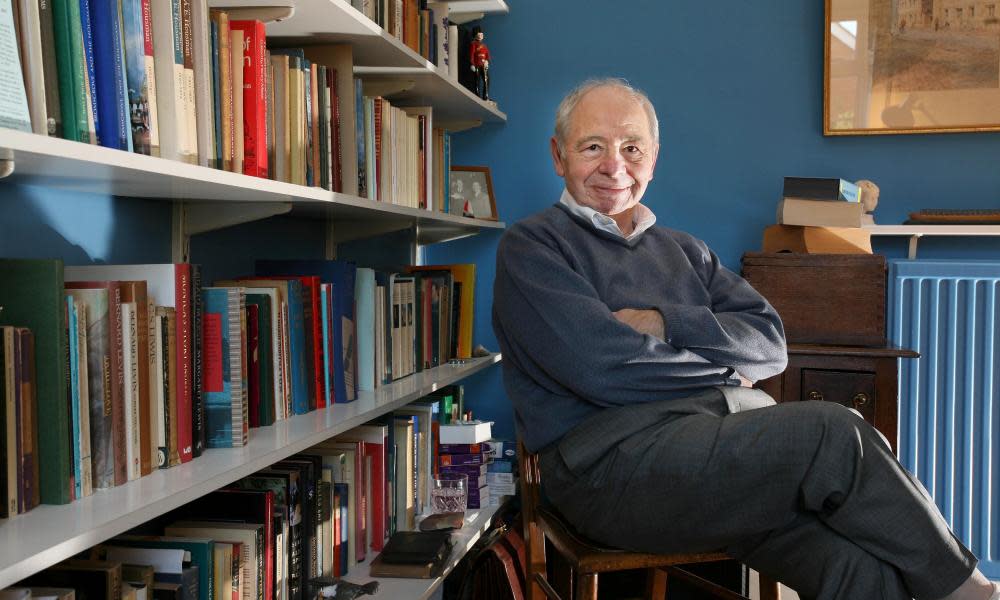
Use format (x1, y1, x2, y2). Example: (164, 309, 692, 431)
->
(824, 0, 1000, 135)
(448, 165, 498, 221)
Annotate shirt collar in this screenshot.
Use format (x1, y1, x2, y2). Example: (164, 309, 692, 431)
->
(558, 189, 657, 241)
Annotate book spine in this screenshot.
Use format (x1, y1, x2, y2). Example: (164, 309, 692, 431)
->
(164, 308, 179, 467)
(354, 78, 365, 198)
(19, 330, 38, 511)
(77, 302, 92, 497)
(107, 284, 127, 486)
(51, 0, 89, 141)
(211, 10, 232, 171)
(37, 0, 63, 136)
(191, 264, 205, 457)
(175, 265, 193, 463)
(210, 18, 221, 169)
(90, 0, 130, 150)
(77, 0, 100, 142)
(191, 0, 213, 168)
(66, 297, 82, 500)
(121, 0, 150, 155)
(141, 0, 159, 156)
(180, 0, 197, 163)
(247, 303, 260, 429)
(229, 20, 268, 178)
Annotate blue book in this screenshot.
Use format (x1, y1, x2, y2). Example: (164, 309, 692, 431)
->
(78, 0, 100, 142)
(210, 20, 222, 169)
(355, 268, 376, 392)
(89, 0, 130, 149)
(354, 77, 366, 198)
(334, 481, 350, 575)
(201, 287, 246, 448)
(121, 0, 146, 154)
(66, 296, 82, 500)
(255, 260, 358, 405)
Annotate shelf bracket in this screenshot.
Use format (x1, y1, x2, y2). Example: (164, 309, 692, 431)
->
(171, 201, 293, 263)
(907, 234, 922, 259)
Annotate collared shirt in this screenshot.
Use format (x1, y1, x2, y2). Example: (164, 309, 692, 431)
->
(558, 189, 657, 241)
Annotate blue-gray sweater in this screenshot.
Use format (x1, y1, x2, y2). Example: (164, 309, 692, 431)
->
(492, 203, 788, 453)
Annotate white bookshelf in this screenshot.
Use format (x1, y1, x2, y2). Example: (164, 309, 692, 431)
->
(0, 354, 501, 588)
(865, 224, 1000, 258)
(0, 128, 505, 245)
(343, 499, 511, 600)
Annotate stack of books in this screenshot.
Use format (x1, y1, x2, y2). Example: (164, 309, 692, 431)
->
(767, 177, 873, 254)
(438, 421, 492, 509)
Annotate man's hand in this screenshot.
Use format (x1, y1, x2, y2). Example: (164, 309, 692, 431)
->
(612, 308, 665, 340)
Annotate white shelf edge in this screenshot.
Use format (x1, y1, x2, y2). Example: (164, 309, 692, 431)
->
(353, 66, 506, 123)
(0, 354, 501, 588)
(865, 224, 1000, 236)
(343, 496, 514, 600)
(446, 0, 510, 14)
(0, 129, 505, 237)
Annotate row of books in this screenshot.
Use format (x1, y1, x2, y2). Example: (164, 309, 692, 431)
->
(0, 258, 476, 508)
(5, 0, 462, 212)
(3, 385, 485, 600)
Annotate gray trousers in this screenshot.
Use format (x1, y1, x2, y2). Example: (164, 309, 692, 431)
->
(538, 387, 977, 600)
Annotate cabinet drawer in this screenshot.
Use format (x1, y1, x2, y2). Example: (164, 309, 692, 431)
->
(800, 369, 876, 424)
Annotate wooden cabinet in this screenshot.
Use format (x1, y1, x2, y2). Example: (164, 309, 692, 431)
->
(756, 344, 919, 454)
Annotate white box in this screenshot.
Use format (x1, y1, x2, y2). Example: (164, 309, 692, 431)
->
(439, 420, 492, 444)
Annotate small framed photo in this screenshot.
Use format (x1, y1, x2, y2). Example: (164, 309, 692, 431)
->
(449, 166, 498, 221)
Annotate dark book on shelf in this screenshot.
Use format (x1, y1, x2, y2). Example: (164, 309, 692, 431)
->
(0, 259, 72, 505)
(22, 558, 123, 600)
(782, 176, 860, 203)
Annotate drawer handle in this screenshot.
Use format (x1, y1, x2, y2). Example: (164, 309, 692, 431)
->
(807, 390, 824, 402)
(853, 393, 869, 409)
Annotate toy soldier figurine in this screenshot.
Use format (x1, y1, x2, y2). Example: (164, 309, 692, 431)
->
(470, 27, 490, 100)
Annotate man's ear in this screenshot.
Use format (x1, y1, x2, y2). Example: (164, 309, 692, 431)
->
(550, 137, 566, 177)
(649, 143, 660, 179)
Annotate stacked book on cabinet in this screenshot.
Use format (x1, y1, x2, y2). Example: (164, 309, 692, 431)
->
(3, 0, 462, 211)
(0, 258, 477, 513)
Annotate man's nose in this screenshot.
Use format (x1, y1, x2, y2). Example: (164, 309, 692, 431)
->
(598, 150, 625, 176)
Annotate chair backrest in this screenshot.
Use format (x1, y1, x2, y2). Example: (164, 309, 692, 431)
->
(518, 440, 542, 529)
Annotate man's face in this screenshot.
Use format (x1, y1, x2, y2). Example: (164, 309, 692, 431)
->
(550, 87, 659, 216)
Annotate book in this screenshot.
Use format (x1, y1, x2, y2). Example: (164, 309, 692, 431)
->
(230, 28, 244, 173)
(121, 0, 152, 155)
(110, 536, 214, 600)
(0, 0, 32, 131)
(782, 177, 860, 203)
(89, 0, 132, 150)
(36, 0, 62, 136)
(118, 281, 153, 475)
(15, 0, 47, 134)
(201, 287, 248, 448)
(190, 0, 214, 168)
(229, 20, 268, 177)
(51, 0, 90, 142)
(210, 9, 233, 172)
(121, 301, 141, 480)
(438, 420, 491, 444)
(762, 224, 873, 254)
(151, 0, 191, 162)
(141, 0, 159, 156)
(777, 197, 866, 228)
(22, 559, 123, 600)
(0, 259, 72, 504)
(164, 521, 263, 600)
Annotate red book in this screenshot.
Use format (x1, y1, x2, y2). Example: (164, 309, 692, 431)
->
(340, 425, 387, 552)
(229, 20, 269, 178)
(332, 485, 342, 576)
(65, 281, 127, 484)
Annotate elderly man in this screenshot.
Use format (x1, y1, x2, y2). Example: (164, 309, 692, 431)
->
(492, 78, 998, 600)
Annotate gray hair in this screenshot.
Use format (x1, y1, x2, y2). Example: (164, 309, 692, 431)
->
(553, 78, 659, 157)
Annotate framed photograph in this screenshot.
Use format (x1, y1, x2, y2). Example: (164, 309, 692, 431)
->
(825, 0, 1000, 135)
(449, 166, 498, 221)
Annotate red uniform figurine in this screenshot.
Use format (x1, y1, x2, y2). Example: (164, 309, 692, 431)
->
(470, 28, 490, 100)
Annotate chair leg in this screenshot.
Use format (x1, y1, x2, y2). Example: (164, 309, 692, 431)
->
(759, 575, 781, 600)
(645, 567, 668, 599)
(575, 572, 598, 600)
(525, 522, 548, 600)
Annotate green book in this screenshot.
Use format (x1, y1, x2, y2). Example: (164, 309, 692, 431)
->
(51, 0, 90, 142)
(0, 259, 71, 505)
(245, 293, 273, 427)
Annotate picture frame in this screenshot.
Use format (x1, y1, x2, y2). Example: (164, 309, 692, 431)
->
(824, 0, 1000, 135)
(448, 166, 498, 221)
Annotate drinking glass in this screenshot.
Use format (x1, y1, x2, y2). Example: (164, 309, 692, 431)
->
(430, 472, 468, 514)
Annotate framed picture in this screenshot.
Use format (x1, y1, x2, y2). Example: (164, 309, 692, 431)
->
(825, 0, 1000, 135)
(449, 166, 498, 221)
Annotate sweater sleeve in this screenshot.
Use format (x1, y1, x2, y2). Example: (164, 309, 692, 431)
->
(493, 225, 733, 407)
(656, 240, 787, 382)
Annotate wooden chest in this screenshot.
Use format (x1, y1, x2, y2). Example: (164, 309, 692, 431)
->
(740, 253, 887, 347)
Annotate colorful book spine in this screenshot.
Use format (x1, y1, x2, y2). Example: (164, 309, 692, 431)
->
(141, 0, 159, 156)
(122, 0, 151, 155)
(229, 20, 269, 178)
(78, 0, 101, 142)
(66, 296, 83, 500)
(90, 0, 131, 150)
(202, 288, 246, 448)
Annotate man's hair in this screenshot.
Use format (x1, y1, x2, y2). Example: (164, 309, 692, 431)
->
(553, 78, 659, 157)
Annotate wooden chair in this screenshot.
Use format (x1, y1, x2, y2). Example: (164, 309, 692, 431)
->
(519, 441, 782, 600)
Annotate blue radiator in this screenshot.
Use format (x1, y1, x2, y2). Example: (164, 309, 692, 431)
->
(888, 260, 999, 578)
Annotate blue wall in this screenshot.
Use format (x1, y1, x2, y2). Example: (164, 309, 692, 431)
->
(427, 0, 1000, 441)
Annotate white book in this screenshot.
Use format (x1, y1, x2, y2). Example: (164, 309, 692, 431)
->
(439, 420, 493, 444)
(151, 309, 166, 468)
(448, 25, 458, 80)
(270, 54, 289, 182)
(121, 302, 141, 480)
(394, 404, 433, 514)
(142, 1, 159, 156)
(191, 0, 214, 167)
(151, 0, 191, 162)
(425, 3, 448, 72)
(0, 0, 31, 132)
(16, 0, 47, 134)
